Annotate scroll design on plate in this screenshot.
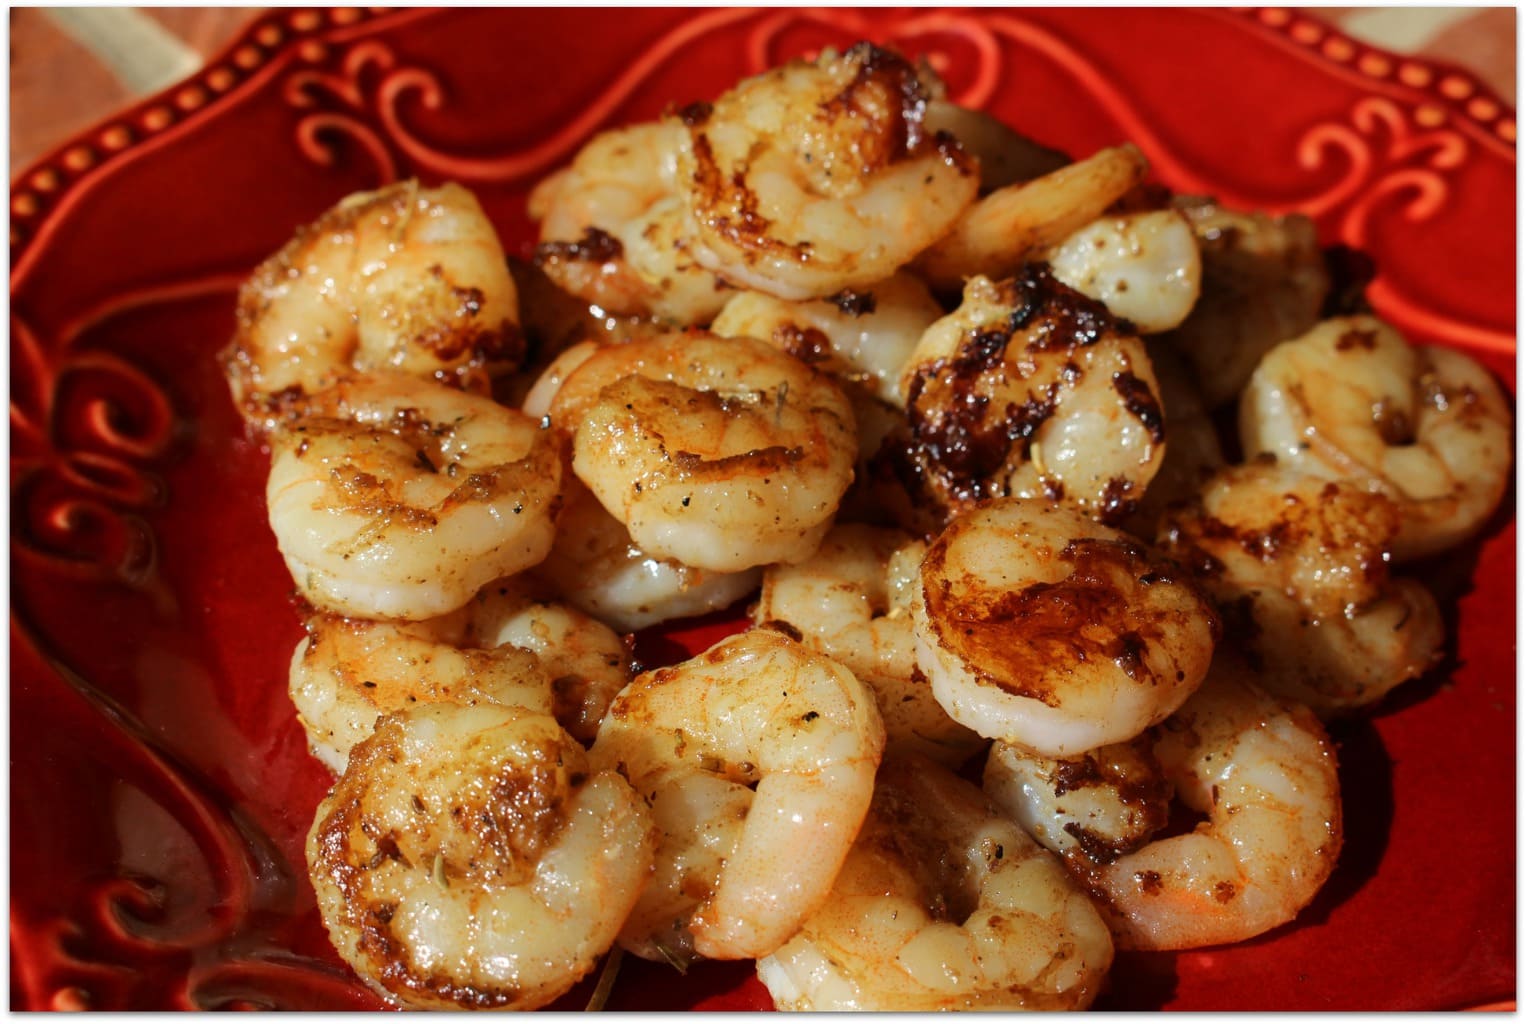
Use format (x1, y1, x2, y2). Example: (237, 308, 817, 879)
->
(9, 272, 253, 582)
(282, 8, 763, 186)
(9, 628, 354, 1010)
(11, 316, 173, 585)
(1289, 97, 1511, 354)
(284, 40, 404, 183)
(10, 273, 372, 1009)
(1293, 96, 1468, 241)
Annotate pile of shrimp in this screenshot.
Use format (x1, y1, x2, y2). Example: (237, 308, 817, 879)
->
(222, 43, 1512, 1011)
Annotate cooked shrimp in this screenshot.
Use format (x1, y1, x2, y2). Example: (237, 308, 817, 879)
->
(913, 500, 1218, 757)
(532, 477, 761, 633)
(983, 734, 1171, 865)
(307, 702, 655, 1009)
(589, 629, 885, 962)
(897, 269, 1167, 527)
(710, 271, 944, 406)
(1047, 209, 1203, 333)
(916, 144, 1148, 290)
(530, 120, 732, 324)
(756, 752, 1113, 1011)
(1240, 315, 1512, 561)
(1010, 664, 1344, 951)
(1160, 196, 1329, 407)
(265, 372, 562, 620)
(519, 340, 600, 420)
(1158, 458, 1443, 716)
(676, 43, 978, 300)
(288, 611, 553, 773)
(223, 181, 521, 429)
(461, 578, 631, 743)
(548, 331, 857, 572)
(754, 523, 985, 766)
(923, 100, 1071, 193)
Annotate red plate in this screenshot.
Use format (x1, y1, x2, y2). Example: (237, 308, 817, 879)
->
(10, 8, 1515, 1011)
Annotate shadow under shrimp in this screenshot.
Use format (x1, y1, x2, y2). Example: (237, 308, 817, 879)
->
(1093, 950, 1179, 1011)
(1101, 716, 1392, 1002)
(1287, 716, 1395, 930)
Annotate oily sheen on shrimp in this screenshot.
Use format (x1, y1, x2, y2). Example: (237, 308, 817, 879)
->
(306, 702, 655, 1010)
(265, 372, 562, 620)
(549, 331, 857, 572)
(676, 43, 978, 300)
(224, 181, 521, 429)
(913, 500, 1219, 757)
(895, 269, 1168, 529)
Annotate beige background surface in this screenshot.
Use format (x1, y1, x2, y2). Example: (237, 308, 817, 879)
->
(9, 7, 1517, 174)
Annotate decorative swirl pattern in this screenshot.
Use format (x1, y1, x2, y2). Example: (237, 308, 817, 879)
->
(10, 338, 171, 583)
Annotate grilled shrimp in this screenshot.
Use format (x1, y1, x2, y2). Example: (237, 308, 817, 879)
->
(264, 372, 562, 620)
(984, 734, 1171, 865)
(676, 43, 978, 300)
(530, 121, 732, 324)
(462, 579, 631, 743)
(896, 269, 1167, 527)
(590, 629, 885, 963)
(548, 331, 857, 572)
(912, 500, 1218, 757)
(306, 702, 655, 1010)
(756, 752, 1113, 1011)
(1240, 315, 1512, 561)
(1047, 209, 1203, 334)
(1159, 458, 1443, 717)
(533, 477, 761, 633)
(988, 664, 1343, 951)
(288, 610, 553, 773)
(710, 271, 944, 406)
(754, 523, 985, 766)
(1160, 196, 1330, 407)
(916, 144, 1148, 290)
(224, 181, 520, 429)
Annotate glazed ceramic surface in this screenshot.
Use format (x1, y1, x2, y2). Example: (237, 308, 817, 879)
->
(10, 8, 1515, 1011)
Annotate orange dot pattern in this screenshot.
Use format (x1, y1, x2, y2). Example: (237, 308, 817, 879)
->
(1242, 10, 1515, 145)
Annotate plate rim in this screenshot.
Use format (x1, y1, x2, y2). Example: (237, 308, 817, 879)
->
(9, 7, 1517, 286)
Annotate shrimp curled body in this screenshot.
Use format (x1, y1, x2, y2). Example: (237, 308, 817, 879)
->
(224, 181, 521, 429)
(896, 269, 1167, 529)
(590, 629, 886, 963)
(1158, 459, 1444, 717)
(756, 752, 1113, 1011)
(288, 611, 554, 773)
(913, 500, 1219, 757)
(530, 121, 732, 324)
(754, 522, 985, 766)
(677, 43, 978, 300)
(1240, 315, 1512, 561)
(988, 665, 1343, 950)
(550, 331, 857, 572)
(306, 702, 655, 1010)
(265, 372, 562, 621)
